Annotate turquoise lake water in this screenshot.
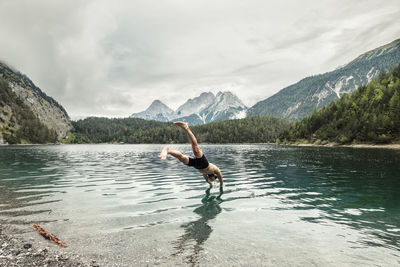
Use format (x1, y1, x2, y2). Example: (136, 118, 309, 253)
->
(0, 144, 399, 266)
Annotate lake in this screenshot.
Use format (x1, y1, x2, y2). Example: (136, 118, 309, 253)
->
(0, 144, 399, 266)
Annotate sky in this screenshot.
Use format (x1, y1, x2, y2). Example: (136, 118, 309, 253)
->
(1, 0, 400, 118)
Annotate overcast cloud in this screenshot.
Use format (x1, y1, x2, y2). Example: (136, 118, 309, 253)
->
(1, 0, 399, 118)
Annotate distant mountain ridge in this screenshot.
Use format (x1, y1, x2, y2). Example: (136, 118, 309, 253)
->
(130, 91, 247, 125)
(133, 39, 400, 124)
(248, 38, 400, 120)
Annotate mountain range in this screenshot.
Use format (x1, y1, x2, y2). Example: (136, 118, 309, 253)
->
(130, 91, 247, 125)
(248, 38, 400, 120)
(131, 38, 400, 124)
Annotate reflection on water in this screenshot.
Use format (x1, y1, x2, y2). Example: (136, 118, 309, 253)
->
(0, 144, 399, 266)
(172, 186, 223, 265)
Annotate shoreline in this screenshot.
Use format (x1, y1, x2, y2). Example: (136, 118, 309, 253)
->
(288, 143, 400, 150)
(1, 142, 400, 150)
(0, 222, 97, 267)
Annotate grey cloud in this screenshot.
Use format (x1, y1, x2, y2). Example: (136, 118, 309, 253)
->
(230, 60, 274, 74)
(0, 0, 400, 117)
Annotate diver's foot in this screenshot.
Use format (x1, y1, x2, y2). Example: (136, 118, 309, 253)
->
(160, 146, 169, 160)
(174, 121, 189, 130)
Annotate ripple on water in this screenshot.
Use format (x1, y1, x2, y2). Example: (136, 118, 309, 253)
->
(0, 144, 399, 266)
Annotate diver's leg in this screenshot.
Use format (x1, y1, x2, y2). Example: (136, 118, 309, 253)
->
(161, 146, 189, 165)
(174, 122, 203, 158)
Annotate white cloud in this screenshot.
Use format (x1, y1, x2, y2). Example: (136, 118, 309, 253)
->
(0, 0, 399, 117)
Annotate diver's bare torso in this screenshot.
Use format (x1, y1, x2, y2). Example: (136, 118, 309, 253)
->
(198, 163, 219, 175)
(198, 163, 223, 185)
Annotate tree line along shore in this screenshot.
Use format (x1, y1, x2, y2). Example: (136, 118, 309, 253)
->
(1, 63, 400, 146)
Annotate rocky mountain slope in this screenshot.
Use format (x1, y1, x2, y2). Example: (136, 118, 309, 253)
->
(0, 61, 72, 144)
(175, 92, 215, 119)
(130, 100, 174, 122)
(196, 91, 247, 123)
(130, 91, 247, 125)
(248, 38, 400, 120)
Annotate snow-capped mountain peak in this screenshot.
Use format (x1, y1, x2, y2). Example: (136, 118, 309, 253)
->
(199, 91, 247, 122)
(174, 92, 215, 118)
(130, 100, 173, 122)
(212, 91, 247, 112)
(147, 100, 173, 114)
(130, 91, 248, 124)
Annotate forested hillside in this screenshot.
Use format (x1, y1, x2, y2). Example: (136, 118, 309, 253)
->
(0, 78, 58, 144)
(280, 63, 400, 144)
(70, 116, 291, 144)
(0, 61, 72, 143)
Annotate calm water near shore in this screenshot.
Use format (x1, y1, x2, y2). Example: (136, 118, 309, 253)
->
(0, 144, 399, 266)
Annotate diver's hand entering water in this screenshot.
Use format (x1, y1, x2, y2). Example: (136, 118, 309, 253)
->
(216, 186, 224, 200)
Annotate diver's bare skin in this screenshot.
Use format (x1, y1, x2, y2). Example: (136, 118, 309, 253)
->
(160, 146, 189, 165)
(173, 121, 203, 158)
(161, 122, 223, 187)
(199, 163, 223, 186)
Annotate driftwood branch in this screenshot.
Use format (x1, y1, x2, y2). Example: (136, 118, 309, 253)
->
(32, 224, 68, 247)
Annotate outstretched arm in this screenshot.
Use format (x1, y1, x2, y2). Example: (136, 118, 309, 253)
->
(216, 169, 223, 187)
(203, 173, 212, 185)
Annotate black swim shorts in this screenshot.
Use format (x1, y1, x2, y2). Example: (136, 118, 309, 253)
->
(188, 154, 209, 169)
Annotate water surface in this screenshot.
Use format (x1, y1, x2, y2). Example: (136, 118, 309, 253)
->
(0, 144, 399, 266)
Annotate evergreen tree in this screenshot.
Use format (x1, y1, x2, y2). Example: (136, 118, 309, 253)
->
(69, 116, 291, 144)
(0, 78, 57, 144)
(280, 62, 400, 144)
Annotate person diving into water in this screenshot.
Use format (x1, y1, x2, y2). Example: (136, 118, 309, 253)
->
(160, 122, 223, 187)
